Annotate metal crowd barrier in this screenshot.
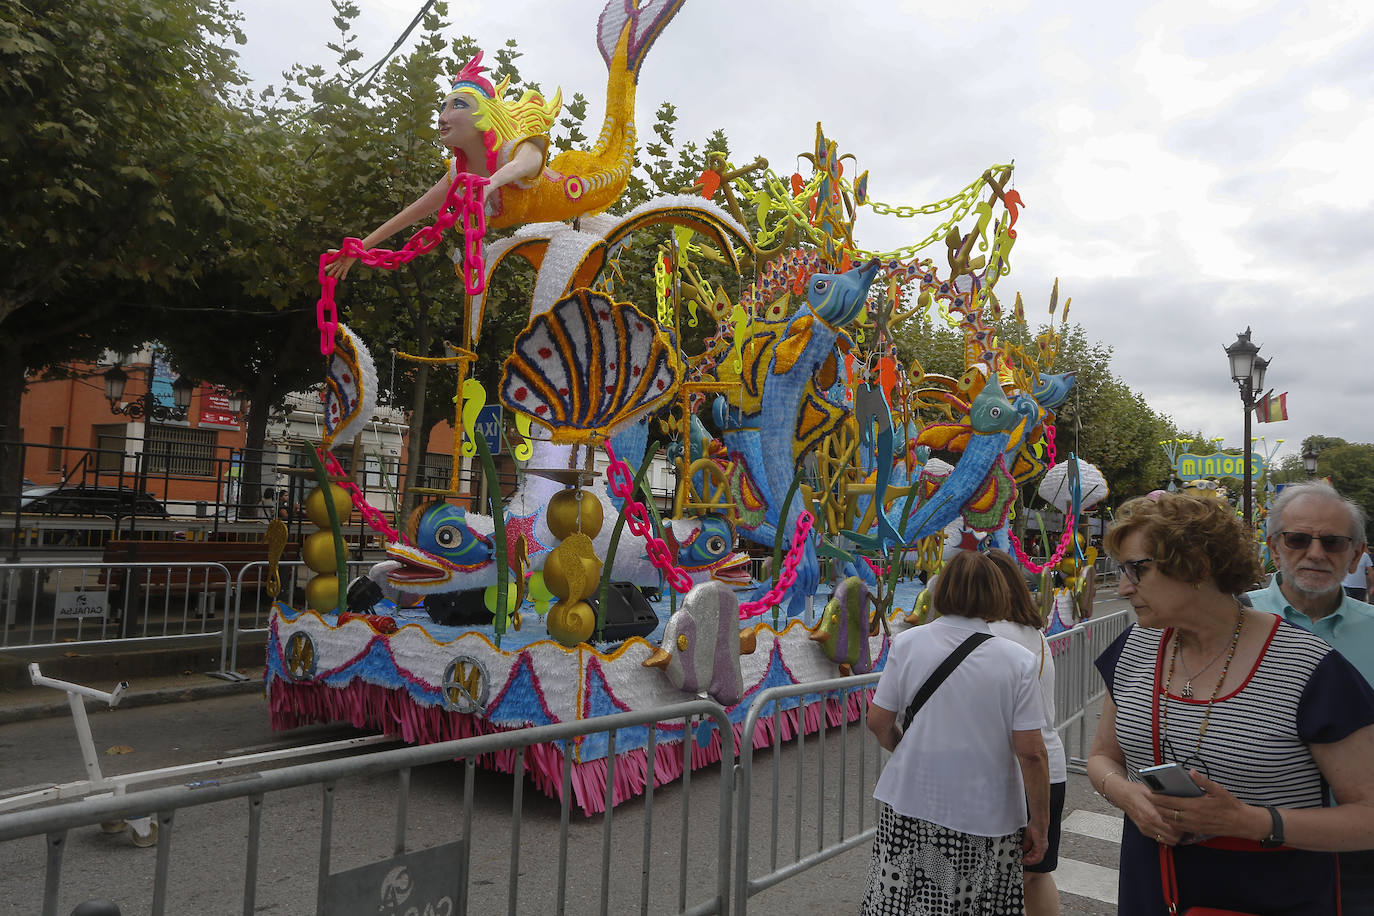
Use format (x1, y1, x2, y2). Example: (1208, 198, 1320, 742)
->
(0, 699, 735, 916)
(0, 597, 1129, 914)
(0, 560, 232, 650)
(0, 558, 377, 678)
(1047, 607, 1132, 766)
(733, 674, 883, 915)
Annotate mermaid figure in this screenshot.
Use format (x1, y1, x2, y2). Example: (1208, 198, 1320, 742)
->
(326, 0, 686, 281)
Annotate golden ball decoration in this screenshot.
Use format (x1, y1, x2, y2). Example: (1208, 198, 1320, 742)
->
(545, 488, 603, 541)
(546, 599, 596, 647)
(305, 574, 339, 613)
(305, 484, 352, 529)
(301, 530, 339, 573)
(541, 549, 602, 602)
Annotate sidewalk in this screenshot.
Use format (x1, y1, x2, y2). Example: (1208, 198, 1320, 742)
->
(0, 668, 266, 725)
(0, 634, 267, 725)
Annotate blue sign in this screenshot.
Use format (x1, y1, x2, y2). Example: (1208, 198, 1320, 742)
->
(472, 405, 502, 456)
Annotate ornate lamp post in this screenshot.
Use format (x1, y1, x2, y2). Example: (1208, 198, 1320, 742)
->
(1302, 443, 1320, 478)
(1224, 328, 1267, 528)
(104, 355, 194, 422)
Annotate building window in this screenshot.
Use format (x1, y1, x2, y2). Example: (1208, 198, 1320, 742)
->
(419, 452, 454, 490)
(145, 424, 217, 477)
(93, 425, 126, 473)
(47, 427, 64, 471)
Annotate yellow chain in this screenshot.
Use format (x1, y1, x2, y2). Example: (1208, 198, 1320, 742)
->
(726, 162, 1014, 264)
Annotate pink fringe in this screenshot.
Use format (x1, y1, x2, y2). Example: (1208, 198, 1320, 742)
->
(268, 677, 870, 816)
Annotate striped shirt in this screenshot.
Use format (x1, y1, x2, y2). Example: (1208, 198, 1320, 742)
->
(1098, 613, 1374, 811)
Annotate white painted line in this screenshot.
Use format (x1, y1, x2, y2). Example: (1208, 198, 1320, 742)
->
(1062, 808, 1123, 843)
(1053, 856, 1119, 904)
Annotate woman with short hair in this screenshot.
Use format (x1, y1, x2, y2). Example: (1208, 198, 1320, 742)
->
(1088, 490, 1374, 914)
(862, 549, 1050, 915)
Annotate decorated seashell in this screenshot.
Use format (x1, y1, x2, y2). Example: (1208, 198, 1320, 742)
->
(500, 290, 683, 443)
(322, 324, 377, 449)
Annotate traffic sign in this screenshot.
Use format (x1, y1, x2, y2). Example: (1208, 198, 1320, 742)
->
(471, 405, 502, 456)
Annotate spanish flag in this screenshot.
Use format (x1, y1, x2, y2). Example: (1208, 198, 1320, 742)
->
(1255, 390, 1289, 423)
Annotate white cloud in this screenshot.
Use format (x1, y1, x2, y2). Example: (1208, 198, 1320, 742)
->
(231, 0, 1374, 471)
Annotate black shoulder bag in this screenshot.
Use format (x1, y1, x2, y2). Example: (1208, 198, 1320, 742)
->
(901, 632, 994, 732)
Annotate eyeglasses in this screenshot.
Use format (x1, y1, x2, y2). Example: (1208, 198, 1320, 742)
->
(1277, 531, 1354, 554)
(1120, 558, 1155, 585)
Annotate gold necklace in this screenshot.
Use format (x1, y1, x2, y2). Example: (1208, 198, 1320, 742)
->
(1161, 604, 1244, 759)
(1173, 635, 1232, 698)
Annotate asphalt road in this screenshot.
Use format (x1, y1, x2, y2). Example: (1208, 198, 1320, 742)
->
(0, 600, 1134, 915)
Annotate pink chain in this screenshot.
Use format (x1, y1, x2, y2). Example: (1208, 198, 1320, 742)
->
(319, 448, 412, 546)
(1043, 423, 1057, 469)
(1006, 511, 1075, 574)
(316, 172, 489, 355)
(738, 511, 814, 620)
(604, 442, 693, 594)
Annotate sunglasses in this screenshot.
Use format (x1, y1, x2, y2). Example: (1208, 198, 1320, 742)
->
(1120, 558, 1154, 585)
(1277, 531, 1354, 553)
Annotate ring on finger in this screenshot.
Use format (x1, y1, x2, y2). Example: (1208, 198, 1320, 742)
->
(1173, 809, 1181, 823)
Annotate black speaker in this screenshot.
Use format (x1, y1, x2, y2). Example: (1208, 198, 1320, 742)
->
(424, 588, 495, 627)
(590, 581, 660, 642)
(345, 576, 384, 614)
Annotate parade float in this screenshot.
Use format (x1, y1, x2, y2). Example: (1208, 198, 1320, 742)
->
(264, 0, 1105, 814)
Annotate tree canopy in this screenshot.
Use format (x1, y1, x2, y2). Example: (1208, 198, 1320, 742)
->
(3, 0, 1188, 528)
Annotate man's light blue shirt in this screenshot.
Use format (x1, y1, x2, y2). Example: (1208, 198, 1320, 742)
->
(1248, 573, 1374, 687)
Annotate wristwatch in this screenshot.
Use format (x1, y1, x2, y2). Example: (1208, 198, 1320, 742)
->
(1259, 804, 1284, 848)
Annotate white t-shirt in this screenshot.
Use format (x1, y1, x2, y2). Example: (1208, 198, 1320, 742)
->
(872, 614, 1046, 837)
(988, 620, 1068, 783)
(1342, 551, 1372, 590)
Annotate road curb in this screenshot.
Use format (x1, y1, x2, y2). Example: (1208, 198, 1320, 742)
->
(0, 676, 266, 726)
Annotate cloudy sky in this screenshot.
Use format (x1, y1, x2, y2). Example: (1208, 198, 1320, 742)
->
(234, 0, 1374, 467)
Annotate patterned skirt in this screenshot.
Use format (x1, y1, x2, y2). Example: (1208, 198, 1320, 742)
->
(859, 803, 1025, 916)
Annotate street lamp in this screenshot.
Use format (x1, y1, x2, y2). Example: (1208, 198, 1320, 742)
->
(1302, 443, 1320, 478)
(104, 358, 194, 422)
(1224, 327, 1267, 528)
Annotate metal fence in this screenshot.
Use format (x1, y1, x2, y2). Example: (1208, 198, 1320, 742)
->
(733, 675, 882, 915)
(1048, 608, 1132, 766)
(0, 592, 1128, 915)
(0, 558, 377, 676)
(0, 699, 735, 916)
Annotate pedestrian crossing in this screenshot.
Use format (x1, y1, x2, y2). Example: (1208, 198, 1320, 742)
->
(1054, 808, 1123, 907)
(1062, 809, 1123, 844)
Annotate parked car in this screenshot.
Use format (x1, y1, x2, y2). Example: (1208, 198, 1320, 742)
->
(20, 485, 168, 519)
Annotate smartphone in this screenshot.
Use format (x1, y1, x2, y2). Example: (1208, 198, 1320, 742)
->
(1138, 762, 1204, 797)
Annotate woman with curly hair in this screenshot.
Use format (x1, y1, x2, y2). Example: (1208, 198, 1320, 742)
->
(1087, 491, 1374, 915)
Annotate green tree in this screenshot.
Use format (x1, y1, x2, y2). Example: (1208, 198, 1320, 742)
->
(1305, 437, 1374, 543)
(0, 0, 265, 503)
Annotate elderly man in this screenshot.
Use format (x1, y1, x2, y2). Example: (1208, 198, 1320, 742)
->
(1249, 480, 1374, 916)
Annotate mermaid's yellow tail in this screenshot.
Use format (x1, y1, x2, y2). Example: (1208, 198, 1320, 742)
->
(489, 0, 686, 228)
